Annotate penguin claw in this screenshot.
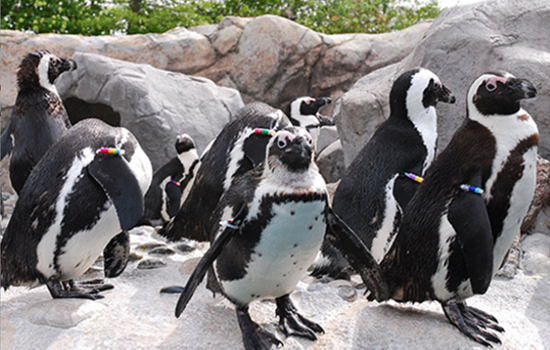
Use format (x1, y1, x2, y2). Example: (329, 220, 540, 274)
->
(47, 278, 112, 300)
(442, 300, 502, 347)
(276, 295, 324, 341)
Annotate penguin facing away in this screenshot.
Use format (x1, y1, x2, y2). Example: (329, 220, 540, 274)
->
(1, 50, 77, 194)
(161, 102, 292, 242)
(1, 118, 152, 299)
(174, 127, 387, 350)
(378, 72, 538, 346)
(141, 133, 200, 226)
(314, 68, 455, 279)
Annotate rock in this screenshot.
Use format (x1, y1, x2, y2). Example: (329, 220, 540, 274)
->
(316, 125, 339, 154)
(128, 252, 143, 262)
(317, 140, 345, 183)
(26, 299, 106, 329)
(136, 258, 167, 269)
(129, 226, 155, 237)
(1, 15, 430, 134)
(149, 246, 176, 256)
(496, 233, 521, 279)
(328, 280, 358, 302)
(54, 52, 244, 170)
(174, 242, 197, 253)
(135, 242, 166, 252)
(522, 155, 550, 235)
(334, 0, 550, 165)
(179, 257, 202, 275)
(521, 233, 550, 275)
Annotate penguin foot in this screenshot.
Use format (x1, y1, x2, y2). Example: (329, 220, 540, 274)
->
(46, 278, 112, 300)
(276, 294, 324, 341)
(236, 306, 283, 350)
(442, 300, 503, 347)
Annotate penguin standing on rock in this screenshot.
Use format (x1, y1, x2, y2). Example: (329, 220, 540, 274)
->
(1, 50, 77, 194)
(173, 127, 387, 350)
(314, 68, 455, 278)
(141, 133, 200, 226)
(161, 102, 291, 242)
(1, 118, 152, 300)
(378, 71, 539, 346)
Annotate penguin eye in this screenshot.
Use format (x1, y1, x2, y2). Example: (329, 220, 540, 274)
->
(486, 82, 497, 92)
(277, 138, 287, 149)
(306, 136, 313, 145)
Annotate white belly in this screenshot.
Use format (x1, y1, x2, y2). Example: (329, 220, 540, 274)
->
(219, 200, 326, 305)
(370, 174, 401, 263)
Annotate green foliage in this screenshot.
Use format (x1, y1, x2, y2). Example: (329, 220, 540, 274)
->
(1, 0, 441, 35)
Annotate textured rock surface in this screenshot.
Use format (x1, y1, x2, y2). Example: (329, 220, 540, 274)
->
(1, 15, 431, 125)
(334, 0, 550, 165)
(56, 52, 244, 169)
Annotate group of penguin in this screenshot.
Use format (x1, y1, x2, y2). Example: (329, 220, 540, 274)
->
(0, 50, 540, 350)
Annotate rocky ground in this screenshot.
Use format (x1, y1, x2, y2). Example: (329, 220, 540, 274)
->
(1, 190, 549, 350)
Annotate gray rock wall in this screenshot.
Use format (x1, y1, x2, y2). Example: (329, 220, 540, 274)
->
(334, 0, 550, 165)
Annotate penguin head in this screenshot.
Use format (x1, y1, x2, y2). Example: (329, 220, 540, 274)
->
(267, 127, 314, 173)
(286, 97, 334, 129)
(17, 50, 77, 93)
(175, 133, 196, 154)
(390, 68, 455, 119)
(468, 71, 537, 116)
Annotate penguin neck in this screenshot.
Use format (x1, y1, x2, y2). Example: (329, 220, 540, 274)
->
(264, 160, 325, 192)
(406, 105, 438, 172)
(177, 148, 199, 171)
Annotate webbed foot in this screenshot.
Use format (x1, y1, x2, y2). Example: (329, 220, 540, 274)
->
(47, 278, 113, 300)
(236, 306, 282, 350)
(442, 299, 504, 347)
(276, 294, 324, 341)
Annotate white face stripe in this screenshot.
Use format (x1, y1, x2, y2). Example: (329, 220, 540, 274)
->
(290, 97, 320, 128)
(224, 127, 254, 191)
(37, 53, 58, 95)
(406, 69, 440, 172)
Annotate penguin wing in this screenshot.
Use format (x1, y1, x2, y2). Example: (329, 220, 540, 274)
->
(1, 121, 12, 160)
(87, 154, 144, 231)
(165, 180, 182, 218)
(325, 206, 389, 301)
(175, 204, 247, 317)
(447, 171, 493, 295)
(103, 231, 130, 278)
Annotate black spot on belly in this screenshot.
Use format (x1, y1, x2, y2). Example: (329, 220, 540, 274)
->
(293, 262, 297, 265)
(290, 211, 295, 216)
(258, 253, 262, 257)
(308, 226, 313, 230)
(293, 244, 298, 248)
(290, 254, 294, 258)
(283, 273, 287, 277)
(276, 284, 280, 287)
(315, 216, 318, 221)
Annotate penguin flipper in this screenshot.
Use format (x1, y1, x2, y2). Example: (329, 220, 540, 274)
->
(325, 207, 389, 301)
(165, 181, 182, 218)
(1, 121, 12, 160)
(175, 210, 244, 317)
(87, 155, 144, 231)
(103, 231, 131, 278)
(448, 173, 493, 295)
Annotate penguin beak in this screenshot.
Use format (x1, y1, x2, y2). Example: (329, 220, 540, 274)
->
(60, 58, 77, 73)
(438, 84, 456, 104)
(283, 137, 312, 170)
(313, 98, 334, 126)
(506, 78, 537, 100)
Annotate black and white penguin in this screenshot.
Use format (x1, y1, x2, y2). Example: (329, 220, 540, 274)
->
(317, 68, 455, 279)
(141, 133, 200, 226)
(1, 50, 77, 194)
(161, 102, 292, 242)
(172, 127, 387, 350)
(1, 118, 152, 299)
(378, 71, 539, 346)
(284, 96, 333, 146)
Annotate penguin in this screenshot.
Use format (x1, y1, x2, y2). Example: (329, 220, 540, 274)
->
(172, 126, 387, 350)
(313, 68, 455, 279)
(141, 133, 200, 226)
(1, 118, 152, 299)
(377, 71, 539, 346)
(284, 96, 333, 146)
(1, 50, 77, 194)
(161, 102, 292, 242)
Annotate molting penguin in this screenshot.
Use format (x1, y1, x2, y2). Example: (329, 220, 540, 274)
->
(314, 68, 455, 278)
(141, 134, 200, 226)
(378, 71, 539, 346)
(284, 96, 333, 146)
(1, 118, 152, 299)
(1, 50, 77, 194)
(161, 102, 292, 242)
(173, 126, 387, 350)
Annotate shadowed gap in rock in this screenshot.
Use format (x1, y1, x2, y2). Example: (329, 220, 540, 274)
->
(63, 97, 121, 127)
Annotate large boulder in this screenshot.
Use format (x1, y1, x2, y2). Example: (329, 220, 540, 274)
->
(334, 0, 550, 166)
(1, 15, 431, 127)
(56, 53, 244, 170)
